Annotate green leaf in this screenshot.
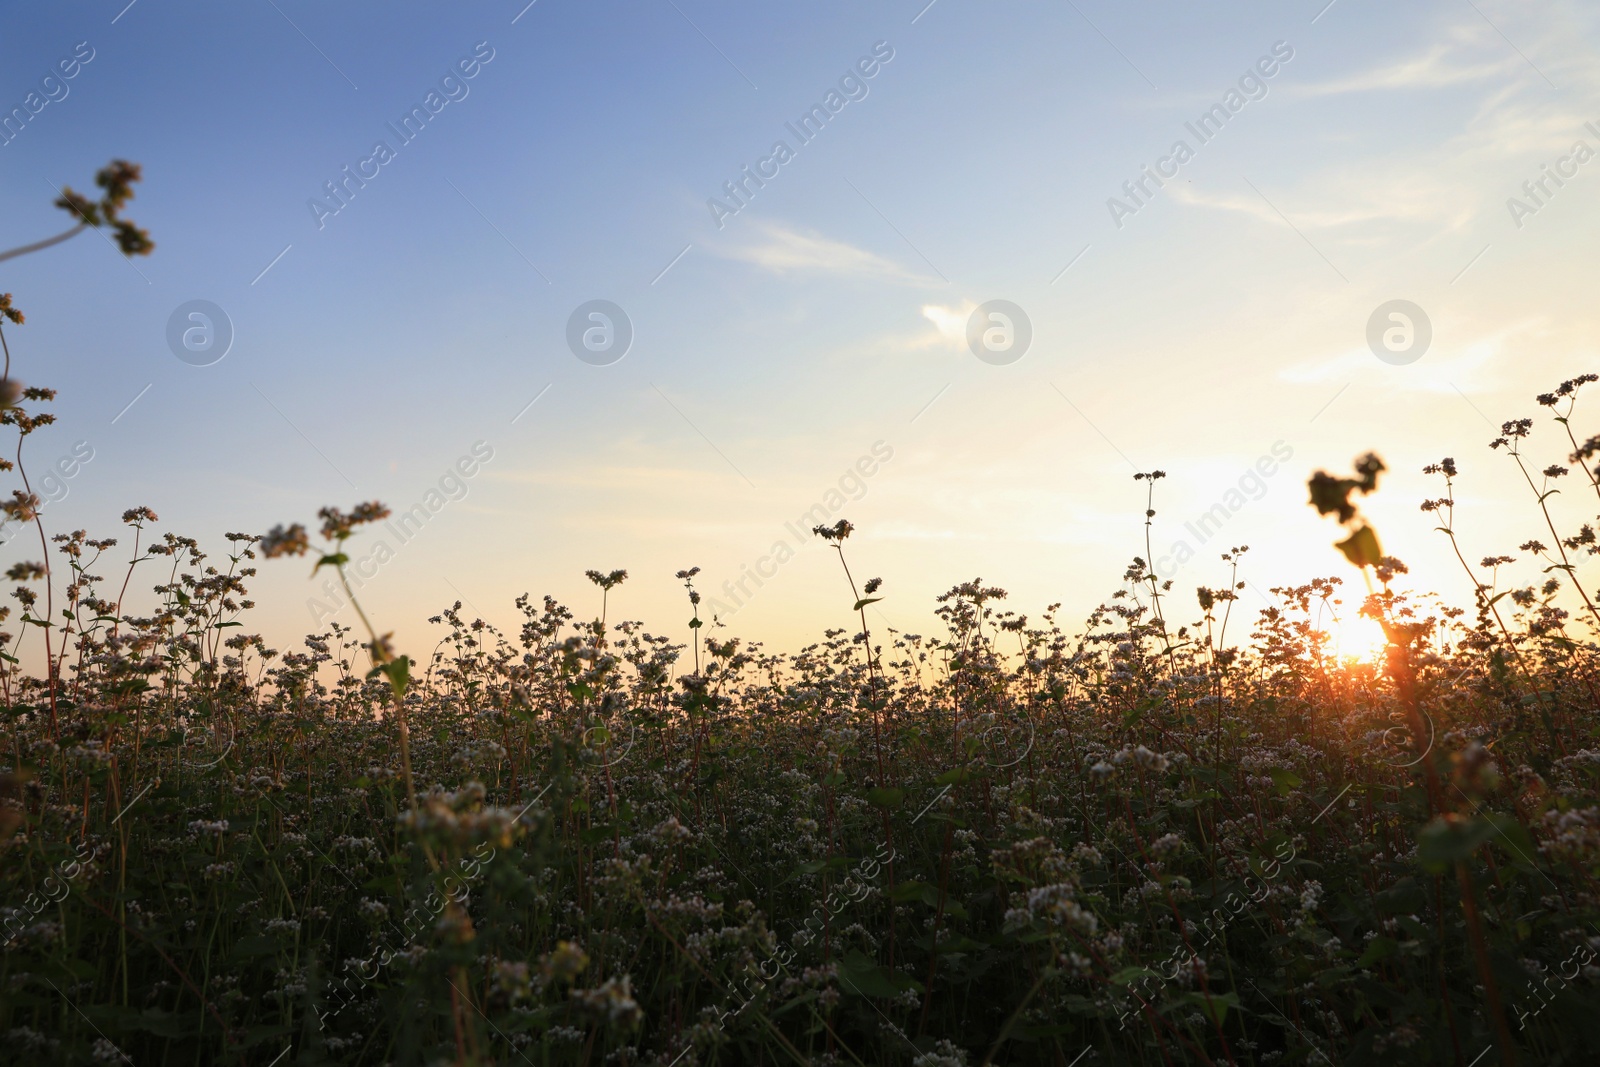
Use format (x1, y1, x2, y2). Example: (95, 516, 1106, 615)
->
(852, 597, 883, 611)
(1183, 990, 1239, 1027)
(313, 552, 349, 575)
(1356, 936, 1396, 967)
(1481, 812, 1540, 870)
(888, 881, 933, 903)
(379, 656, 409, 701)
(793, 856, 851, 878)
(837, 949, 921, 998)
(1417, 815, 1496, 874)
(772, 990, 818, 1019)
(934, 767, 974, 787)
(1267, 768, 1302, 796)
(1109, 966, 1159, 987)
(688, 618, 702, 629)
(1335, 524, 1383, 569)
(866, 786, 904, 810)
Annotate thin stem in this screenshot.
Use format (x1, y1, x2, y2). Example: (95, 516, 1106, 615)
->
(1552, 400, 1600, 506)
(16, 435, 58, 738)
(336, 560, 418, 818)
(0, 222, 88, 265)
(1510, 449, 1600, 627)
(1142, 477, 1177, 673)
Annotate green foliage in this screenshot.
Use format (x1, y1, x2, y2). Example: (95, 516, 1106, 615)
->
(4, 558, 1595, 1066)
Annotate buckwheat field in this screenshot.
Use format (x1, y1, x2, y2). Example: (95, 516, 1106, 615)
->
(5, 43, 1600, 1064)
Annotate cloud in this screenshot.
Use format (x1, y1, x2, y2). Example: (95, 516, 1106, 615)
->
(824, 300, 977, 358)
(920, 301, 976, 347)
(1168, 169, 1480, 232)
(856, 300, 977, 356)
(1280, 319, 1543, 394)
(1159, 14, 1600, 242)
(1291, 37, 1520, 98)
(1168, 43, 1592, 236)
(713, 222, 940, 284)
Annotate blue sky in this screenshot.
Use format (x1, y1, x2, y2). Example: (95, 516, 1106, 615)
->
(4, 0, 1600, 658)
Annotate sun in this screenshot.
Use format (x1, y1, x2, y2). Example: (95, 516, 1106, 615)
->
(1327, 613, 1390, 662)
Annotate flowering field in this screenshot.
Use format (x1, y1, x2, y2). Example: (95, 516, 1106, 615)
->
(5, 168, 1600, 1067)
(3, 446, 1600, 1067)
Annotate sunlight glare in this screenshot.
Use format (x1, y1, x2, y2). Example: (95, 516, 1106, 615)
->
(1330, 613, 1390, 663)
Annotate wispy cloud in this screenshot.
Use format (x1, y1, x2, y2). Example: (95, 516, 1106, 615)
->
(1168, 18, 1596, 239)
(1169, 166, 1482, 232)
(848, 300, 978, 357)
(713, 222, 940, 284)
(1280, 319, 1544, 394)
(1291, 35, 1519, 98)
(920, 301, 976, 347)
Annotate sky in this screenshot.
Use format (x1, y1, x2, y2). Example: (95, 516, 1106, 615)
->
(3, 0, 1600, 664)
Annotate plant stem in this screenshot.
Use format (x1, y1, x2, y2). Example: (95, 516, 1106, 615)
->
(0, 222, 89, 264)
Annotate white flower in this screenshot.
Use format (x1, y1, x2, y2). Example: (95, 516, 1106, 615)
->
(912, 1039, 970, 1067)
